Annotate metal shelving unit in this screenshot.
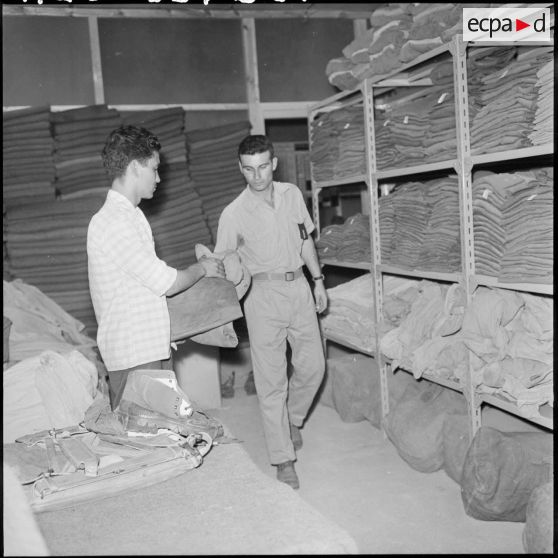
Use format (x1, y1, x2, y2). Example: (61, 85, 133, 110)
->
(309, 34, 553, 439)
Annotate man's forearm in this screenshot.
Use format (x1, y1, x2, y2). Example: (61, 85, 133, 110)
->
(165, 263, 206, 296)
(301, 238, 323, 279)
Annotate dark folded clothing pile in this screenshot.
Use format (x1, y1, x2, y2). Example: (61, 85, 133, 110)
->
(310, 104, 366, 182)
(123, 108, 212, 270)
(186, 120, 251, 244)
(51, 105, 122, 200)
(5, 194, 106, 336)
(381, 176, 461, 272)
(374, 59, 456, 170)
(317, 213, 370, 263)
(3, 106, 56, 208)
(469, 47, 553, 155)
(472, 168, 553, 284)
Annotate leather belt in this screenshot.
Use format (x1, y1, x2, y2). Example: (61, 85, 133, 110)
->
(252, 268, 303, 282)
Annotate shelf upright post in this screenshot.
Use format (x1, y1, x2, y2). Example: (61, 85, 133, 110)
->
(363, 77, 389, 431)
(450, 34, 481, 440)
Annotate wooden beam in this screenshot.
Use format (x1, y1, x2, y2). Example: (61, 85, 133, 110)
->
(2, 5, 375, 20)
(88, 16, 105, 105)
(241, 18, 264, 135)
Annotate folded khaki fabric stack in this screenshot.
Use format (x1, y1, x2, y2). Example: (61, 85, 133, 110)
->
(186, 120, 251, 244)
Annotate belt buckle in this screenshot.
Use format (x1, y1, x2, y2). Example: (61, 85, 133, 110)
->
(285, 271, 295, 281)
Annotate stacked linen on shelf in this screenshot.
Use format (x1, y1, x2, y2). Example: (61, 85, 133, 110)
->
(529, 60, 553, 146)
(316, 213, 370, 263)
(469, 47, 553, 155)
(467, 46, 516, 123)
(186, 120, 251, 244)
(309, 105, 366, 182)
(122, 108, 212, 270)
(499, 167, 553, 284)
(460, 287, 553, 420)
(321, 274, 419, 354)
(417, 175, 461, 272)
(3, 106, 56, 208)
(316, 223, 344, 261)
(422, 60, 457, 163)
(52, 105, 122, 199)
(374, 58, 456, 171)
(472, 170, 511, 277)
(388, 182, 431, 269)
(5, 195, 106, 337)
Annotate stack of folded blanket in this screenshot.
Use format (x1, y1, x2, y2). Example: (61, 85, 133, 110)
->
(3, 106, 56, 208)
(52, 105, 122, 200)
(186, 120, 251, 244)
(122, 108, 212, 270)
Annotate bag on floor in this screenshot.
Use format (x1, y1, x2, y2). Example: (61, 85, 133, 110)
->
(441, 413, 471, 484)
(460, 426, 553, 522)
(384, 381, 468, 473)
(522, 480, 554, 553)
(326, 355, 415, 427)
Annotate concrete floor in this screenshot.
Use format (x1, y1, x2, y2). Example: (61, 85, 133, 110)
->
(209, 364, 528, 554)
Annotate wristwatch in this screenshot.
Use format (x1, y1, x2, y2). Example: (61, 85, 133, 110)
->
(312, 274, 325, 282)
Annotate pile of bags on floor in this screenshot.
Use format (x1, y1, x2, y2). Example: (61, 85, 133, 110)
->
(320, 353, 553, 553)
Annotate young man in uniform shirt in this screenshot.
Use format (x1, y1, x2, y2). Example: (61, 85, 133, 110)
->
(87, 125, 225, 411)
(215, 134, 328, 489)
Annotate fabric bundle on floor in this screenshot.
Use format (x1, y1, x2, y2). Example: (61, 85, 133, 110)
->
(468, 46, 553, 155)
(51, 105, 121, 199)
(186, 120, 251, 244)
(522, 480, 554, 553)
(316, 213, 370, 263)
(322, 354, 416, 428)
(5, 195, 106, 336)
(460, 426, 553, 522)
(123, 108, 213, 270)
(3, 106, 56, 208)
(309, 104, 366, 182)
(384, 380, 468, 473)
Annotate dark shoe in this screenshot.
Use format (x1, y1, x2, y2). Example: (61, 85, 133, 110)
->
(244, 370, 257, 395)
(276, 460, 299, 490)
(290, 423, 303, 451)
(221, 371, 235, 399)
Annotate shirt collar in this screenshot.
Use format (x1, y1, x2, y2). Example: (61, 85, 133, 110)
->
(107, 189, 138, 214)
(243, 181, 289, 212)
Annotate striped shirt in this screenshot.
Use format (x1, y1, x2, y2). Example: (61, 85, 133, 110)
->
(215, 182, 315, 274)
(87, 190, 177, 371)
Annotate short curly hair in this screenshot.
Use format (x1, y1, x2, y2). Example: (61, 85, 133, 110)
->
(101, 125, 161, 178)
(238, 134, 274, 160)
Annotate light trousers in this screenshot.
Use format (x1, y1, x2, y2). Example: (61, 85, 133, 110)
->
(244, 276, 325, 465)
